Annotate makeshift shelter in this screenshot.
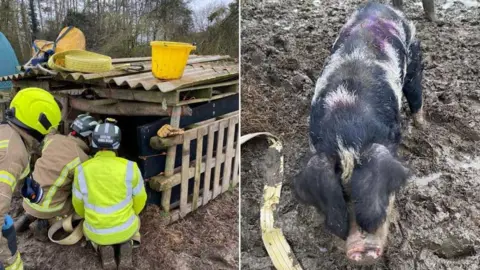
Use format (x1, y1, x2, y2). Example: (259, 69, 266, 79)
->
(1, 55, 239, 223)
(0, 32, 19, 91)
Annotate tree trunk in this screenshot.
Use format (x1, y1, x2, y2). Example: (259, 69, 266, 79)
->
(29, 0, 38, 40)
(37, 0, 43, 31)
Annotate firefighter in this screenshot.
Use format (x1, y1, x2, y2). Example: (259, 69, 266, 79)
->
(72, 118, 146, 270)
(15, 114, 99, 241)
(0, 87, 62, 269)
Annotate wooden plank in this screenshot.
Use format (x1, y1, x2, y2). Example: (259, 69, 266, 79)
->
(176, 92, 237, 106)
(93, 88, 178, 104)
(202, 123, 217, 204)
(180, 135, 191, 217)
(232, 139, 240, 187)
(68, 97, 191, 116)
(192, 129, 205, 211)
(186, 118, 217, 129)
(154, 158, 210, 191)
(166, 196, 204, 224)
(14, 80, 50, 90)
(161, 106, 182, 213)
(177, 80, 238, 92)
(150, 144, 232, 191)
(212, 121, 227, 199)
(222, 118, 236, 192)
(218, 111, 239, 120)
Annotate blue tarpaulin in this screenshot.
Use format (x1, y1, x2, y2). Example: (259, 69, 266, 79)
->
(0, 32, 19, 91)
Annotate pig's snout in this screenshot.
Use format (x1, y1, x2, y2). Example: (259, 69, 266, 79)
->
(345, 195, 396, 265)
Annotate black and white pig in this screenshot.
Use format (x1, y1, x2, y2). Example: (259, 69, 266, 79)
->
(294, 2, 424, 265)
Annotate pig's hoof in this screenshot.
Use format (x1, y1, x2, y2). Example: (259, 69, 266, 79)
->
(425, 13, 436, 22)
(413, 113, 426, 129)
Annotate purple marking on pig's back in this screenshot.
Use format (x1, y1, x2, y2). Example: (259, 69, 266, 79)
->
(344, 16, 402, 51)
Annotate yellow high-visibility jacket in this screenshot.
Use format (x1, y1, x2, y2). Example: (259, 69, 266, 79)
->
(72, 150, 147, 246)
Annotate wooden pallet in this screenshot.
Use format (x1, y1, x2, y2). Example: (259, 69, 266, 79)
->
(148, 112, 239, 223)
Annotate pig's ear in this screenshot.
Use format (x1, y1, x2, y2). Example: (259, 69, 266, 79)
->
(351, 144, 409, 233)
(293, 154, 349, 240)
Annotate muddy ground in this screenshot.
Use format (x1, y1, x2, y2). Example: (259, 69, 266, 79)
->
(241, 0, 480, 269)
(10, 188, 238, 270)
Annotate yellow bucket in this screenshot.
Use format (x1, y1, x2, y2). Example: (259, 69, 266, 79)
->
(150, 41, 196, 80)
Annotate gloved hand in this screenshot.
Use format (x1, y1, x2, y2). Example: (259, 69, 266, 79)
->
(21, 177, 43, 204)
(2, 215, 13, 231)
(2, 215, 17, 257)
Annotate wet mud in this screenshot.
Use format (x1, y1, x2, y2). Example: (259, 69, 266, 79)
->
(241, 0, 480, 269)
(10, 189, 238, 270)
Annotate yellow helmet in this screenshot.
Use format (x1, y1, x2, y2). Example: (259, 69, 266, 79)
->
(7, 87, 62, 136)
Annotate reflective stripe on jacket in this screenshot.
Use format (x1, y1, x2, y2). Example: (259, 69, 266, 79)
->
(23, 134, 90, 219)
(72, 150, 147, 245)
(0, 124, 34, 194)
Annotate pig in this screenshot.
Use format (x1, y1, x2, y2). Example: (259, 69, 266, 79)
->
(293, 2, 424, 265)
(392, 0, 436, 21)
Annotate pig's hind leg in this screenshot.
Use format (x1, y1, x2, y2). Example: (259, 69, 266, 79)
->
(422, 0, 436, 21)
(403, 40, 425, 128)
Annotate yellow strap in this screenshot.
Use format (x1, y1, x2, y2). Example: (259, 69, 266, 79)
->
(240, 133, 302, 270)
(4, 251, 23, 270)
(47, 213, 141, 246)
(47, 213, 84, 245)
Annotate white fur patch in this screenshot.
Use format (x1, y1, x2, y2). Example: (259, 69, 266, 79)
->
(375, 42, 403, 109)
(337, 136, 359, 184)
(408, 21, 416, 45)
(309, 136, 316, 154)
(324, 85, 357, 110)
(313, 46, 372, 104)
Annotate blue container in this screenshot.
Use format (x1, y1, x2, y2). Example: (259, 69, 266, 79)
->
(0, 32, 19, 91)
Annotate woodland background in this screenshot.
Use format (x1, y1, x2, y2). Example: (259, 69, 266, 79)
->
(0, 0, 238, 63)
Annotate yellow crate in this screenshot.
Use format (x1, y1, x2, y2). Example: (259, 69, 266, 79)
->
(150, 41, 196, 80)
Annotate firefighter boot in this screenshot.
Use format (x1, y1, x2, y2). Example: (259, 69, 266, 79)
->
(13, 213, 35, 233)
(116, 241, 133, 270)
(29, 219, 49, 242)
(99, 245, 117, 270)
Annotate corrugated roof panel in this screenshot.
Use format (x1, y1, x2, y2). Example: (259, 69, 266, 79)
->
(0, 55, 238, 92)
(106, 64, 238, 92)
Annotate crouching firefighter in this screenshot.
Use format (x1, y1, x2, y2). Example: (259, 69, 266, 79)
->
(15, 114, 99, 241)
(0, 87, 62, 269)
(72, 118, 147, 270)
